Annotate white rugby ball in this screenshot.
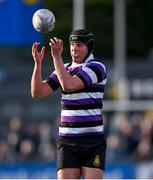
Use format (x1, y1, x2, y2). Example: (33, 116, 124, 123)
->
(32, 9, 55, 33)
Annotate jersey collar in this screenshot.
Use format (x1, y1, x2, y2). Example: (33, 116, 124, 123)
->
(71, 53, 94, 67)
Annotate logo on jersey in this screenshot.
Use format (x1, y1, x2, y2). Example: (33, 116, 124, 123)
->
(93, 154, 101, 167)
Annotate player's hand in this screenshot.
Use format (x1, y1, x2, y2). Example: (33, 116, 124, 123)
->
(49, 37, 63, 60)
(32, 42, 45, 64)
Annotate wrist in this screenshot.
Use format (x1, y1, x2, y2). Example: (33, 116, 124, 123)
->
(34, 62, 41, 68)
(53, 55, 62, 62)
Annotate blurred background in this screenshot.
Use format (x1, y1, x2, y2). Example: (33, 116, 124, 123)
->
(0, 0, 153, 179)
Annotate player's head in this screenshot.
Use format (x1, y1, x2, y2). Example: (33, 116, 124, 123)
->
(69, 29, 95, 60)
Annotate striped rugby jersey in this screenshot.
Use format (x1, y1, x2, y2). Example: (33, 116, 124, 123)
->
(46, 54, 107, 137)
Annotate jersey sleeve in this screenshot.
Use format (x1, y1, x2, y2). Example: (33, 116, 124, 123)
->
(45, 63, 71, 91)
(45, 71, 60, 91)
(76, 62, 107, 87)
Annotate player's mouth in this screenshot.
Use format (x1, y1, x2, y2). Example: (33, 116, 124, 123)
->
(72, 52, 79, 57)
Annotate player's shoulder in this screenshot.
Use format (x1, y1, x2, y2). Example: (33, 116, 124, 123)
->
(87, 58, 106, 71)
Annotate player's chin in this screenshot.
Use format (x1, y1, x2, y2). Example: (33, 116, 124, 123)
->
(71, 56, 81, 62)
(72, 57, 79, 62)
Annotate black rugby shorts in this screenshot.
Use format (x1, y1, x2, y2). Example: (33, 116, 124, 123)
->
(56, 135, 106, 171)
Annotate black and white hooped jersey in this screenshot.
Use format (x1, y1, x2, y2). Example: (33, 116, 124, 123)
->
(46, 54, 107, 137)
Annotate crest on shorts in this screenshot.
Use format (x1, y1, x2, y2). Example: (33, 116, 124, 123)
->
(93, 154, 101, 167)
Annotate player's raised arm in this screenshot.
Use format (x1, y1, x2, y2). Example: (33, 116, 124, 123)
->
(31, 42, 53, 99)
(49, 37, 85, 92)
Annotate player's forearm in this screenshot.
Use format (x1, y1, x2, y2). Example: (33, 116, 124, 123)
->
(31, 63, 44, 99)
(53, 57, 75, 92)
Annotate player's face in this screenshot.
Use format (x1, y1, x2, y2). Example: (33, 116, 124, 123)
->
(70, 42, 88, 63)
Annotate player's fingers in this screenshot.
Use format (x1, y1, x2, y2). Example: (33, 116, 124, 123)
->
(32, 42, 40, 58)
(50, 37, 61, 44)
(41, 46, 46, 57)
(32, 42, 37, 51)
(32, 42, 37, 55)
(53, 37, 58, 41)
(33, 42, 40, 46)
(58, 39, 63, 45)
(49, 42, 52, 47)
(54, 38, 63, 45)
(50, 38, 56, 44)
(32, 42, 40, 51)
(54, 37, 62, 44)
